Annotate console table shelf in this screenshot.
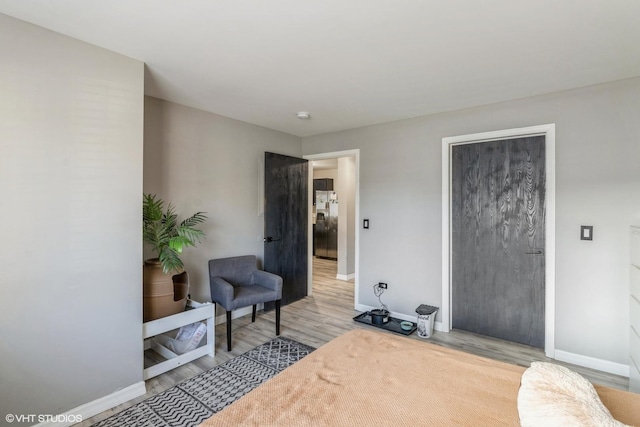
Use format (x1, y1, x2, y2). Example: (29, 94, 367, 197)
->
(143, 300, 215, 380)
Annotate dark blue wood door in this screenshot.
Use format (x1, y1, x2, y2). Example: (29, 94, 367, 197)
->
(264, 152, 308, 308)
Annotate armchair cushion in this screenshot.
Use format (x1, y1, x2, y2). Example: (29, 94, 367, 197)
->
(232, 284, 280, 311)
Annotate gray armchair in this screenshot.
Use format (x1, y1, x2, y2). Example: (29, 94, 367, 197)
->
(208, 255, 282, 351)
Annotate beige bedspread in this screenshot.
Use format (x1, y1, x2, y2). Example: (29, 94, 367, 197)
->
(201, 329, 640, 426)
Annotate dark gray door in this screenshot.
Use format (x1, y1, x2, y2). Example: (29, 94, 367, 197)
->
(264, 152, 308, 308)
(451, 136, 545, 348)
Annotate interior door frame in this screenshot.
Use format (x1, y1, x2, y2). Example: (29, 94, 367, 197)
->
(441, 124, 556, 358)
(303, 149, 360, 308)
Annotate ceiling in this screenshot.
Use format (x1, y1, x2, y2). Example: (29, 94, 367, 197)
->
(2, 1, 640, 137)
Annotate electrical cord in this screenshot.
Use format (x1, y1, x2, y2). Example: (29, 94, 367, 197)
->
(373, 283, 388, 312)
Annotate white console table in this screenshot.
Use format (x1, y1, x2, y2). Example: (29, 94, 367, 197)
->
(143, 300, 215, 380)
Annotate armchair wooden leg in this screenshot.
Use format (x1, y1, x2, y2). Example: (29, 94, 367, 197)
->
(252, 305, 257, 322)
(226, 310, 232, 352)
(275, 299, 281, 336)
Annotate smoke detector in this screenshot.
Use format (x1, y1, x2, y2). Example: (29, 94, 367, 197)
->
(296, 112, 311, 120)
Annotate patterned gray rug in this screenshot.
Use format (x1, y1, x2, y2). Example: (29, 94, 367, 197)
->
(93, 337, 315, 427)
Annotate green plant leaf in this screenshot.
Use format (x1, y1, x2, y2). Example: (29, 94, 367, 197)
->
(180, 212, 207, 228)
(169, 235, 193, 253)
(176, 226, 205, 246)
(158, 246, 183, 274)
(142, 193, 208, 274)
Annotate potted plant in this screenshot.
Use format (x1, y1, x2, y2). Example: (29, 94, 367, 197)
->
(142, 193, 207, 321)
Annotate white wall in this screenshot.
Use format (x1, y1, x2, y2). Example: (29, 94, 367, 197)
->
(144, 97, 301, 302)
(0, 14, 144, 418)
(337, 157, 356, 277)
(302, 77, 640, 367)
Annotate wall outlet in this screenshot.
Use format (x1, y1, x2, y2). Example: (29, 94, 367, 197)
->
(378, 282, 388, 289)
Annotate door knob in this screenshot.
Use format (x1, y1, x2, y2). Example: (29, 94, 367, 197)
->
(264, 236, 280, 242)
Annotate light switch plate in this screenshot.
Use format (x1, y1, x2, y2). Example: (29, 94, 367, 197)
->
(580, 225, 593, 241)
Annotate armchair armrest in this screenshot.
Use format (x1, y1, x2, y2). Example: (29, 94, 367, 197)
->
(209, 276, 235, 310)
(253, 270, 283, 299)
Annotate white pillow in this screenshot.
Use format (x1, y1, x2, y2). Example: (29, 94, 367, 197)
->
(518, 361, 629, 427)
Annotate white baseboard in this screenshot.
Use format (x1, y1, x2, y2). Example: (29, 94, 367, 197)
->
(33, 381, 146, 427)
(214, 305, 257, 325)
(336, 273, 355, 281)
(355, 303, 406, 320)
(554, 349, 630, 377)
(354, 303, 372, 314)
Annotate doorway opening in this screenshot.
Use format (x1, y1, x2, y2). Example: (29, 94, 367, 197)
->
(304, 150, 360, 308)
(441, 125, 556, 358)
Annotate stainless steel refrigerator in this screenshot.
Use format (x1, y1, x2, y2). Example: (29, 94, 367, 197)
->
(314, 191, 338, 259)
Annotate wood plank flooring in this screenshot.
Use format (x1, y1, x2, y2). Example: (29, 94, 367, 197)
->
(80, 258, 628, 426)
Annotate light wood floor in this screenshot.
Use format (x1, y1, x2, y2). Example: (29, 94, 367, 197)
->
(81, 258, 628, 425)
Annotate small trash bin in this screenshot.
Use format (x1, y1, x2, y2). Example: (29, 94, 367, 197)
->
(415, 304, 438, 339)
